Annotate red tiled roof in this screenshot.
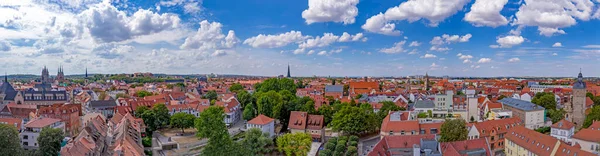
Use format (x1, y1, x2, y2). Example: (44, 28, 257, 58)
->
(0, 118, 22, 130)
(25, 118, 62, 128)
(248, 114, 274, 125)
(551, 119, 575, 130)
(306, 114, 324, 130)
(440, 138, 492, 156)
(586, 97, 594, 108)
(506, 126, 557, 156)
(367, 135, 436, 156)
(474, 117, 522, 137)
(573, 121, 600, 143)
(556, 142, 596, 156)
(288, 111, 307, 130)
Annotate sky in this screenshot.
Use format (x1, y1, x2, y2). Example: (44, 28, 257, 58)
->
(0, 0, 599, 77)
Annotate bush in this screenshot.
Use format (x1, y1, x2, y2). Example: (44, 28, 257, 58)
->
(346, 146, 357, 156)
(325, 142, 336, 151)
(319, 149, 332, 156)
(349, 135, 359, 142)
(338, 136, 348, 142)
(142, 137, 152, 147)
(333, 151, 342, 156)
(327, 137, 338, 144)
(337, 140, 347, 147)
(348, 141, 358, 147)
(335, 144, 345, 153)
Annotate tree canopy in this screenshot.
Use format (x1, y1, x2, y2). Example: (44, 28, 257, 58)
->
(241, 128, 273, 155)
(256, 90, 283, 119)
(532, 92, 557, 110)
(254, 78, 297, 94)
(136, 90, 153, 97)
(153, 104, 171, 128)
(547, 109, 566, 123)
(583, 106, 600, 128)
(330, 104, 378, 135)
(203, 90, 218, 101)
(196, 106, 247, 156)
(0, 124, 23, 155)
(439, 119, 468, 142)
(277, 133, 312, 156)
(229, 83, 244, 93)
(38, 127, 65, 156)
(170, 112, 196, 133)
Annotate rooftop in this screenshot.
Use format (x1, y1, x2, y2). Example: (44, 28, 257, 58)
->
(25, 117, 62, 128)
(498, 98, 545, 111)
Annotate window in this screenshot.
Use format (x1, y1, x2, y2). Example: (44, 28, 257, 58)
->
(420, 129, 425, 134)
(23, 142, 28, 146)
(389, 131, 393, 135)
(430, 128, 438, 134)
(400, 130, 405, 135)
(491, 136, 495, 141)
(411, 131, 415, 135)
(23, 135, 28, 139)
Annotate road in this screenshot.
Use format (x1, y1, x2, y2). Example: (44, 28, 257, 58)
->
(359, 135, 381, 156)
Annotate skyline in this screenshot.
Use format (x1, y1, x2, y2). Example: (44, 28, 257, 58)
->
(0, 0, 599, 77)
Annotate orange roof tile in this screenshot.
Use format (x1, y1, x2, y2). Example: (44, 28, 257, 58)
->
(247, 114, 274, 125)
(288, 111, 307, 130)
(551, 119, 575, 130)
(25, 118, 62, 128)
(507, 126, 557, 156)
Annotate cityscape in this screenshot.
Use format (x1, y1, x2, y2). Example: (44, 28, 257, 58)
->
(1, 0, 600, 156)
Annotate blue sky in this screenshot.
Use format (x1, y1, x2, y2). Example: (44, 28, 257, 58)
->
(0, 0, 599, 77)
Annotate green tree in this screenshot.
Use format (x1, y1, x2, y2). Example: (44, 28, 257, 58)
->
(439, 119, 468, 142)
(256, 90, 283, 119)
(196, 106, 246, 156)
(532, 92, 557, 110)
(276, 133, 312, 156)
(229, 83, 244, 93)
(153, 104, 171, 128)
(203, 90, 218, 101)
(243, 103, 257, 121)
(548, 109, 566, 123)
(241, 128, 273, 155)
(141, 110, 157, 132)
(318, 105, 334, 126)
(417, 112, 428, 118)
(236, 90, 252, 109)
(136, 90, 153, 97)
(135, 106, 149, 118)
(584, 106, 600, 128)
(377, 101, 403, 122)
(254, 78, 297, 94)
(346, 146, 358, 156)
(301, 101, 316, 114)
(38, 127, 65, 156)
(331, 106, 372, 135)
(170, 112, 196, 133)
(0, 124, 22, 155)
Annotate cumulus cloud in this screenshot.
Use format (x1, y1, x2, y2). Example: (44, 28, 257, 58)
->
(338, 32, 366, 42)
(362, 0, 470, 35)
(93, 44, 135, 59)
(429, 34, 471, 51)
(243, 31, 308, 48)
(513, 0, 595, 37)
(490, 35, 525, 48)
(79, 2, 181, 43)
(430, 63, 439, 68)
(409, 41, 421, 47)
(295, 32, 364, 52)
(552, 42, 563, 47)
(464, 0, 509, 27)
(457, 53, 473, 63)
(302, 0, 359, 25)
(180, 20, 239, 56)
(508, 57, 520, 62)
(379, 41, 407, 54)
(421, 53, 437, 58)
(477, 58, 491, 63)
(159, 0, 203, 14)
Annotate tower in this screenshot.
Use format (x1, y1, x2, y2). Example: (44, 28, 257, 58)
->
(286, 64, 291, 78)
(571, 70, 586, 128)
(85, 67, 88, 78)
(425, 72, 430, 91)
(41, 66, 50, 83)
(57, 66, 65, 82)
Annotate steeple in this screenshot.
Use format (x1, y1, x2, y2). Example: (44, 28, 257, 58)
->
(85, 67, 88, 78)
(286, 63, 291, 78)
(4, 72, 7, 82)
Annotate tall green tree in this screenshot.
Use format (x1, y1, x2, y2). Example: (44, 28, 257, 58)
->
(584, 106, 600, 128)
(38, 127, 65, 156)
(243, 103, 257, 121)
(203, 90, 218, 101)
(170, 112, 196, 133)
(439, 119, 468, 142)
(134, 106, 149, 118)
(0, 124, 23, 155)
(229, 83, 244, 93)
(532, 92, 557, 110)
(548, 109, 566, 123)
(277, 133, 312, 156)
(141, 109, 157, 132)
(241, 128, 274, 155)
(153, 103, 171, 128)
(254, 78, 297, 94)
(318, 105, 334, 126)
(136, 90, 153, 97)
(331, 106, 374, 135)
(196, 106, 247, 156)
(256, 90, 283, 119)
(236, 90, 252, 108)
(301, 101, 316, 114)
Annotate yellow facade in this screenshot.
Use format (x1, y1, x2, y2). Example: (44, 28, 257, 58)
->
(504, 138, 560, 156)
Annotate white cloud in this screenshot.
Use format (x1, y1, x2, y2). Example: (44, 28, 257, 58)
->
(430, 34, 472, 45)
(508, 57, 520, 62)
(180, 20, 238, 57)
(430, 63, 439, 68)
(552, 42, 563, 47)
(307, 50, 315, 55)
(513, 0, 595, 37)
(243, 31, 308, 48)
(430, 46, 450, 51)
(338, 32, 366, 42)
(463, 59, 472, 63)
(583, 45, 600, 48)
(464, 0, 509, 27)
(298, 33, 340, 49)
(457, 53, 474, 63)
(421, 53, 437, 58)
(491, 35, 525, 48)
(552, 53, 558, 56)
(361, 13, 402, 36)
(380, 40, 407, 54)
(317, 50, 328, 55)
(470, 65, 481, 69)
(408, 49, 418, 55)
(159, 0, 203, 14)
(302, 0, 359, 25)
(183, 2, 202, 14)
(409, 41, 421, 47)
(477, 58, 491, 63)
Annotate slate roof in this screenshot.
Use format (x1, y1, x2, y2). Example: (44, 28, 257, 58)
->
(498, 98, 545, 111)
(413, 100, 435, 109)
(90, 100, 117, 108)
(324, 85, 343, 93)
(0, 82, 18, 100)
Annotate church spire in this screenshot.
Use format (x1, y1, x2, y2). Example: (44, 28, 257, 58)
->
(4, 72, 7, 82)
(286, 63, 291, 78)
(85, 67, 88, 78)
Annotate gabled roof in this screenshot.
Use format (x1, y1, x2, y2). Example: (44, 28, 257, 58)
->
(248, 114, 274, 125)
(25, 117, 62, 128)
(324, 85, 343, 93)
(551, 119, 575, 130)
(572, 121, 600, 143)
(288, 111, 307, 130)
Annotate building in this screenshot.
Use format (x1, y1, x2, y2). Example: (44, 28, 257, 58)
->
(61, 114, 109, 156)
(90, 100, 118, 118)
(468, 117, 522, 154)
(566, 71, 587, 128)
(246, 114, 275, 137)
(572, 121, 600, 154)
(110, 113, 145, 156)
(505, 125, 594, 156)
(499, 98, 545, 129)
(288, 111, 325, 142)
(434, 90, 453, 111)
(380, 111, 442, 137)
(286, 64, 291, 78)
(550, 119, 575, 144)
(41, 66, 50, 83)
(0, 117, 23, 131)
(215, 95, 241, 126)
(152, 131, 179, 155)
(367, 135, 492, 156)
(348, 81, 378, 95)
(20, 117, 65, 150)
(37, 103, 82, 137)
(56, 66, 65, 83)
(324, 85, 343, 100)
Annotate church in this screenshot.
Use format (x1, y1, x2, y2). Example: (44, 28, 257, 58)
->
(0, 66, 68, 106)
(564, 71, 587, 128)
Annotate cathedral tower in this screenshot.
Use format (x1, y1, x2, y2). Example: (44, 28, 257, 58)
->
(571, 70, 587, 128)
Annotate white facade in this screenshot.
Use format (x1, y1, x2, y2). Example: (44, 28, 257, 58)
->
(225, 109, 240, 126)
(572, 138, 600, 154)
(466, 90, 479, 122)
(524, 110, 545, 129)
(434, 91, 453, 111)
(246, 121, 275, 137)
(467, 125, 480, 140)
(551, 127, 574, 144)
(20, 121, 65, 150)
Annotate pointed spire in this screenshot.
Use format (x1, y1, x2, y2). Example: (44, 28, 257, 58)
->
(286, 63, 291, 78)
(4, 72, 7, 82)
